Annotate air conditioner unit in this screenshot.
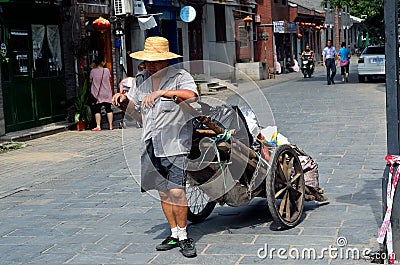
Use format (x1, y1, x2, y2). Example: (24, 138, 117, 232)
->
(114, 0, 133, 16)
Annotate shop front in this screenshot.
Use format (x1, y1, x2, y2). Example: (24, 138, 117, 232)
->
(0, 1, 66, 133)
(273, 21, 297, 73)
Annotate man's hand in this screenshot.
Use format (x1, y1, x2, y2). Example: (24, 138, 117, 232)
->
(112, 93, 127, 106)
(141, 90, 165, 108)
(322, 61, 325, 68)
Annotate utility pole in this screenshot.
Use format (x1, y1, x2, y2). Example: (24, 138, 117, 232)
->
(381, 0, 399, 263)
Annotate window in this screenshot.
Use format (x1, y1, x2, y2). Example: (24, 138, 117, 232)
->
(238, 26, 248, 48)
(32, 24, 62, 77)
(282, 0, 286, 5)
(363, 46, 385, 55)
(274, 0, 278, 3)
(214, 5, 226, 42)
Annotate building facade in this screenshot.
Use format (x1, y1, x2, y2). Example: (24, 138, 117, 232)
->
(252, 0, 325, 75)
(0, 0, 66, 134)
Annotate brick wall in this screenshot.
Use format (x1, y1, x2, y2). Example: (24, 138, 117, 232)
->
(254, 0, 274, 69)
(271, 2, 289, 21)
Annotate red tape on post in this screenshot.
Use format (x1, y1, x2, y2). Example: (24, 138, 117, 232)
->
(377, 155, 400, 264)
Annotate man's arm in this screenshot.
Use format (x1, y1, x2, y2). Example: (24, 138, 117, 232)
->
(112, 93, 142, 123)
(141, 89, 197, 108)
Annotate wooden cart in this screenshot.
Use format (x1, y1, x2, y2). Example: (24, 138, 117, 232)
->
(174, 97, 305, 229)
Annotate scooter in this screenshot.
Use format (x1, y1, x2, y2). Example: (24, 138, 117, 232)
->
(301, 54, 314, 78)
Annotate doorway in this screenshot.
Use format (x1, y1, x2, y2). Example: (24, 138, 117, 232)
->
(188, 5, 204, 74)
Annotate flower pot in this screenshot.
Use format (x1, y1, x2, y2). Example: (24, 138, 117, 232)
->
(76, 120, 87, 131)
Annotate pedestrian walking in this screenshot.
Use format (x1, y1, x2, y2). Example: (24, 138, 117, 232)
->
(322, 40, 338, 85)
(338, 42, 351, 82)
(89, 56, 114, 131)
(112, 36, 198, 258)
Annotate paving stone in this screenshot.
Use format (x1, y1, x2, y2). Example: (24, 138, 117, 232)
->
(255, 235, 334, 246)
(150, 252, 241, 264)
(300, 227, 338, 236)
(65, 252, 155, 264)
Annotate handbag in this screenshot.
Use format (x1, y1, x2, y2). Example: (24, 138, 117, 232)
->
(340, 59, 349, 67)
(87, 69, 104, 106)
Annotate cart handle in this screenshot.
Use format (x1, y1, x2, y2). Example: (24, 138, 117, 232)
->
(172, 95, 225, 135)
(172, 95, 258, 159)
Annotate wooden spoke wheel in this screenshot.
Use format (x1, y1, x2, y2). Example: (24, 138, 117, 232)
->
(266, 145, 305, 228)
(186, 177, 216, 223)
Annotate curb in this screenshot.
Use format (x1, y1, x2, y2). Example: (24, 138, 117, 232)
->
(0, 121, 72, 143)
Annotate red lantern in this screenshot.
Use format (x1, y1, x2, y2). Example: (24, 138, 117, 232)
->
(92, 16, 110, 33)
(297, 33, 303, 39)
(243, 16, 253, 28)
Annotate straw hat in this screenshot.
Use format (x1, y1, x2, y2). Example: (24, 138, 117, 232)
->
(129, 36, 182, 61)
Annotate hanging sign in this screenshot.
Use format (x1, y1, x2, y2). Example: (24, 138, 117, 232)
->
(0, 43, 7, 58)
(286, 22, 297, 33)
(180, 6, 196, 23)
(113, 27, 125, 36)
(273, 21, 285, 33)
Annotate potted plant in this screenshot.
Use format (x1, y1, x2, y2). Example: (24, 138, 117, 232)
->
(68, 79, 92, 131)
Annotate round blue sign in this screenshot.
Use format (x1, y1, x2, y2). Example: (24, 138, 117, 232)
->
(180, 6, 196, 23)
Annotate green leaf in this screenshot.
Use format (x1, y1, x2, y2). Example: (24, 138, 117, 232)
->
(74, 113, 80, 124)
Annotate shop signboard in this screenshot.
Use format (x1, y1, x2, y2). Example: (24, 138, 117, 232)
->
(180, 6, 196, 23)
(273, 21, 285, 33)
(286, 22, 297, 33)
(273, 21, 297, 33)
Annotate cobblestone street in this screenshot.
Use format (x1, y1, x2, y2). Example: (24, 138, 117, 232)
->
(0, 66, 387, 264)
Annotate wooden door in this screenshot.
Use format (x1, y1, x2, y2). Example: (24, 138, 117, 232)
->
(188, 6, 203, 74)
(235, 19, 251, 61)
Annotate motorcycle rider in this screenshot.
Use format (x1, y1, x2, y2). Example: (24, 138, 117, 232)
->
(300, 45, 315, 77)
(301, 45, 314, 68)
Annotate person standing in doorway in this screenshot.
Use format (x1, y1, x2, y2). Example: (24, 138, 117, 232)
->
(322, 40, 338, 85)
(90, 56, 114, 131)
(338, 42, 351, 82)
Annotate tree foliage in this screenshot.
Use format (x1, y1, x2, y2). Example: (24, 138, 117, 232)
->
(321, 0, 385, 45)
(348, 0, 383, 18)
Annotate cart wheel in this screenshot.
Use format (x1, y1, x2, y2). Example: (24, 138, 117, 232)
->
(266, 145, 305, 228)
(186, 177, 216, 223)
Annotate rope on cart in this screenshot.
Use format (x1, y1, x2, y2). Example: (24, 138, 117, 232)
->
(377, 155, 400, 264)
(198, 129, 234, 191)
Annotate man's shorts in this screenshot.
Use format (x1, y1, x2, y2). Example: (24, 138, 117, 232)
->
(140, 139, 187, 192)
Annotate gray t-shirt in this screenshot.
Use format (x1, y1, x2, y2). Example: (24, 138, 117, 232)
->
(127, 67, 198, 157)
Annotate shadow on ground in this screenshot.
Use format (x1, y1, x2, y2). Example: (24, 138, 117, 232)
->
(145, 197, 328, 242)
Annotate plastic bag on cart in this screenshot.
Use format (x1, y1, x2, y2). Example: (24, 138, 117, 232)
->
(291, 144, 328, 202)
(194, 102, 254, 147)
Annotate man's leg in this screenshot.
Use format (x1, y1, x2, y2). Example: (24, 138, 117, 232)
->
(159, 191, 178, 229)
(169, 188, 196, 258)
(330, 61, 336, 83)
(169, 188, 188, 229)
(156, 191, 180, 251)
(326, 60, 332, 84)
